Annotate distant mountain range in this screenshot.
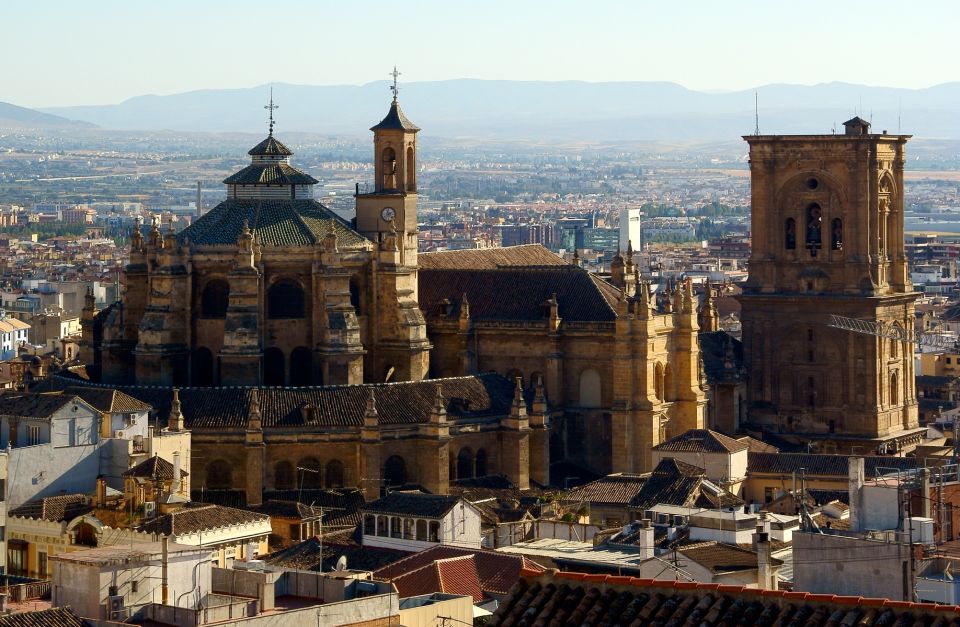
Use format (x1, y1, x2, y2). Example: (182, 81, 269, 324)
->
(19, 80, 960, 140)
(0, 101, 95, 130)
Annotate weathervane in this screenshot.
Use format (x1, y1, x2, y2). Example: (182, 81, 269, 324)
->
(264, 85, 279, 135)
(389, 67, 401, 102)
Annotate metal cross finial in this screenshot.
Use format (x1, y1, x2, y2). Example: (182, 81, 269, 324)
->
(389, 66, 401, 102)
(264, 85, 279, 135)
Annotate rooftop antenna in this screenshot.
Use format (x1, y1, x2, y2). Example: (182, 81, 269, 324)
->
(390, 66, 401, 102)
(754, 90, 760, 135)
(264, 85, 278, 136)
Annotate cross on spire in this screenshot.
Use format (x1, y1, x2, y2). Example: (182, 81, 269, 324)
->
(264, 85, 279, 136)
(389, 66, 401, 102)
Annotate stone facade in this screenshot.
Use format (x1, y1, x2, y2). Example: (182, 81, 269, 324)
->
(740, 118, 922, 453)
(73, 93, 707, 494)
(85, 100, 429, 388)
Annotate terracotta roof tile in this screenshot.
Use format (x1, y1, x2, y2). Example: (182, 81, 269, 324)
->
(419, 267, 618, 322)
(247, 135, 293, 156)
(564, 474, 647, 507)
(138, 503, 268, 536)
(9, 494, 91, 522)
(362, 492, 461, 518)
(654, 429, 749, 453)
(370, 100, 420, 132)
(64, 386, 151, 413)
(123, 455, 187, 481)
(492, 573, 960, 626)
(0, 607, 88, 627)
(48, 373, 515, 431)
(747, 452, 919, 478)
(418, 244, 567, 270)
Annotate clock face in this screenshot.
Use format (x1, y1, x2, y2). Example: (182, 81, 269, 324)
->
(381, 207, 396, 222)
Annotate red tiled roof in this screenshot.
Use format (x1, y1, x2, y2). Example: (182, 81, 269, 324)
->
(391, 555, 485, 602)
(491, 571, 960, 626)
(654, 429, 749, 453)
(374, 545, 545, 598)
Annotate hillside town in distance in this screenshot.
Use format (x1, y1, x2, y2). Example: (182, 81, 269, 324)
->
(6, 69, 960, 627)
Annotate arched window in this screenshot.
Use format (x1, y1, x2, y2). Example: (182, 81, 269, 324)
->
(297, 457, 322, 489)
(264, 348, 285, 386)
(406, 146, 415, 191)
(206, 460, 233, 489)
(785, 218, 796, 250)
(274, 461, 295, 490)
(192, 347, 214, 387)
(654, 363, 665, 402)
(74, 522, 98, 548)
(475, 449, 488, 478)
(384, 455, 407, 487)
(891, 372, 899, 406)
(457, 448, 474, 480)
(290, 347, 312, 386)
(325, 459, 344, 488)
(268, 279, 305, 319)
(201, 279, 230, 319)
(579, 368, 602, 408)
(805, 204, 822, 252)
(273, 461, 296, 490)
(831, 218, 843, 251)
(382, 147, 397, 189)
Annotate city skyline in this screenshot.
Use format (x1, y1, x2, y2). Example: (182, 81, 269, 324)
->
(5, 0, 960, 108)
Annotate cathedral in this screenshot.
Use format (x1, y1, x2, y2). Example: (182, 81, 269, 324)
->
(71, 91, 706, 501)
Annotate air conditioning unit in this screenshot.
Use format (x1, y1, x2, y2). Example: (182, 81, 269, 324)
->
(106, 595, 126, 621)
(115, 430, 124, 439)
(144, 502, 156, 518)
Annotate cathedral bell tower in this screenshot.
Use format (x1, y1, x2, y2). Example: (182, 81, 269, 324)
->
(355, 69, 431, 382)
(739, 118, 919, 450)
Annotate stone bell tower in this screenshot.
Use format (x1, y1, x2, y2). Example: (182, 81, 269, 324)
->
(355, 69, 430, 382)
(739, 118, 919, 449)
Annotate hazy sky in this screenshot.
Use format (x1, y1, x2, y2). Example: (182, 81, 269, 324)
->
(6, 0, 959, 108)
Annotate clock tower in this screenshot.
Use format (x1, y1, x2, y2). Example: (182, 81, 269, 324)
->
(355, 71, 431, 382)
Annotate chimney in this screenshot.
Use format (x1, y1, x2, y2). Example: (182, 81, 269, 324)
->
(172, 452, 181, 494)
(638, 518, 655, 560)
(848, 456, 865, 532)
(756, 531, 775, 590)
(95, 476, 107, 508)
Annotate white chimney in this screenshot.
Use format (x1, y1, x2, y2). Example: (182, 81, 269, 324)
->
(848, 457, 865, 532)
(638, 518, 654, 560)
(756, 531, 775, 590)
(172, 452, 181, 493)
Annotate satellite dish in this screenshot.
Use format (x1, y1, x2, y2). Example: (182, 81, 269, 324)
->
(335, 556, 347, 571)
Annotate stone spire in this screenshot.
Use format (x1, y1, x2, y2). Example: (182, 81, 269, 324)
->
(168, 387, 184, 431)
(682, 277, 695, 314)
(610, 247, 626, 288)
(247, 388, 262, 432)
(699, 280, 719, 332)
(532, 376, 548, 416)
(131, 216, 144, 251)
(637, 280, 652, 318)
(362, 388, 380, 442)
(511, 377, 528, 419)
(421, 384, 450, 440)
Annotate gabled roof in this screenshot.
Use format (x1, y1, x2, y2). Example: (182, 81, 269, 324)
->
(494, 571, 959, 626)
(64, 386, 151, 413)
(373, 544, 545, 597)
(419, 244, 567, 270)
(0, 392, 83, 418)
(747, 452, 919, 478)
(389, 555, 485, 602)
(247, 135, 293, 156)
(419, 266, 619, 322)
(628, 458, 743, 511)
(362, 492, 462, 519)
(123, 455, 186, 481)
(178, 198, 364, 248)
(370, 100, 420, 132)
(138, 503, 269, 536)
(9, 493, 91, 522)
(654, 428, 749, 453)
(564, 474, 647, 507)
(250, 499, 324, 520)
(677, 540, 782, 574)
